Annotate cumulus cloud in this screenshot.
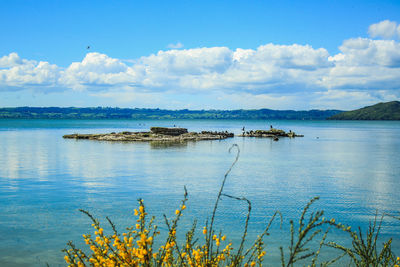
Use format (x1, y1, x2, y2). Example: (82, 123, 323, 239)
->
(141, 47, 233, 75)
(368, 20, 400, 39)
(167, 42, 184, 49)
(1, 20, 400, 109)
(0, 53, 23, 68)
(59, 53, 134, 90)
(323, 38, 400, 90)
(0, 53, 60, 91)
(338, 38, 400, 68)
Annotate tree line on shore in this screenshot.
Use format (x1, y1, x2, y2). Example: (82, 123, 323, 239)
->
(0, 107, 341, 120)
(2, 101, 399, 120)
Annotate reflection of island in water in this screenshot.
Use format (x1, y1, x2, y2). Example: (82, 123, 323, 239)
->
(149, 140, 190, 149)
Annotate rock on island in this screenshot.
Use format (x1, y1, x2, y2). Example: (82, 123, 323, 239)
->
(63, 127, 234, 142)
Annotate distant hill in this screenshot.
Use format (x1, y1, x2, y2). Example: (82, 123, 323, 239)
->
(328, 101, 400, 120)
(0, 107, 342, 120)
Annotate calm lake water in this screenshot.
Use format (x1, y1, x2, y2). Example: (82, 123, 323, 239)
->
(0, 119, 399, 266)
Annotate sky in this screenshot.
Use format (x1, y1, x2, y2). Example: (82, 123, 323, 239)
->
(1, 0, 400, 110)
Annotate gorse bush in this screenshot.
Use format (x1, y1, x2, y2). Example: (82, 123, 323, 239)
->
(63, 145, 400, 266)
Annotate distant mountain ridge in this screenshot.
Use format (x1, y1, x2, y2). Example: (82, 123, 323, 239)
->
(0, 107, 342, 120)
(328, 101, 400, 120)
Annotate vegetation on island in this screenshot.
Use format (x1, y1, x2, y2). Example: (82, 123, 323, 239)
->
(63, 145, 400, 266)
(328, 101, 400, 120)
(0, 107, 341, 120)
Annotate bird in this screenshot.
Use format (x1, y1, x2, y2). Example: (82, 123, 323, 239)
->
(86, 45, 91, 50)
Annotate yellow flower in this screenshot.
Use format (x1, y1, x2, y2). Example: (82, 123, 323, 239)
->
(221, 235, 226, 241)
(258, 251, 266, 259)
(175, 209, 180, 215)
(202, 227, 207, 235)
(181, 205, 186, 210)
(136, 224, 140, 229)
(64, 255, 70, 263)
(134, 209, 138, 216)
(250, 261, 256, 267)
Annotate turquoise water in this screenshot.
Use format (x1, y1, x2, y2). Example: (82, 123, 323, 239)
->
(0, 119, 399, 266)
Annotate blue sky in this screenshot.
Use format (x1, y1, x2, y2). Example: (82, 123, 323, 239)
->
(1, 0, 400, 110)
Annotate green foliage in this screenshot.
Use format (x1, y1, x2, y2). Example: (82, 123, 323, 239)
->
(280, 197, 332, 267)
(326, 213, 398, 266)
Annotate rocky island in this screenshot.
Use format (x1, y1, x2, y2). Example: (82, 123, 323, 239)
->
(239, 127, 303, 140)
(63, 127, 234, 142)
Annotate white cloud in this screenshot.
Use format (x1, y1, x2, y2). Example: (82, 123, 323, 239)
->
(0, 54, 60, 90)
(118, 44, 332, 94)
(323, 38, 400, 90)
(1, 21, 400, 109)
(141, 47, 233, 75)
(368, 20, 399, 39)
(398, 26, 400, 39)
(0, 53, 23, 68)
(167, 42, 184, 49)
(336, 38, 400, 68)
(59, 52, 139, 91)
